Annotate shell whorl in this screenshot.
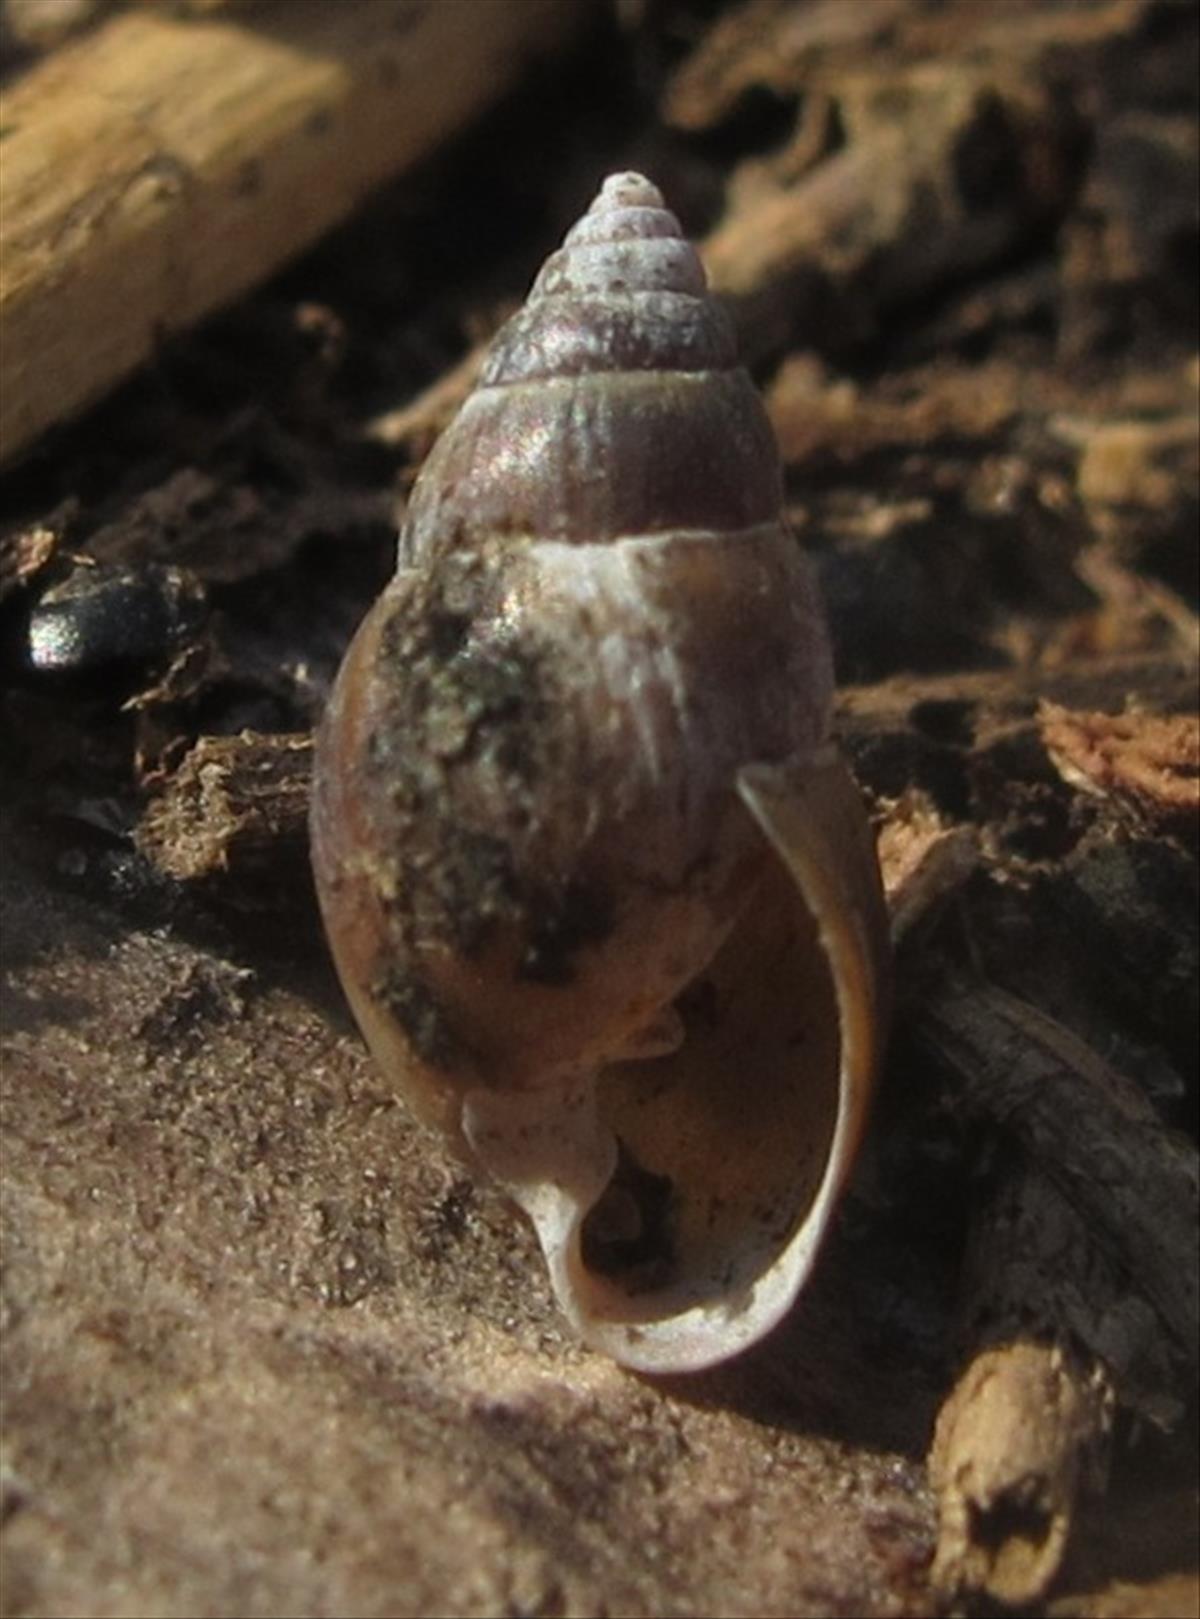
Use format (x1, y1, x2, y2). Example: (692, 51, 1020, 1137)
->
(400, 173, 782, 562)
(478, 173, 737, 384)
(314, 171, 834, 1097)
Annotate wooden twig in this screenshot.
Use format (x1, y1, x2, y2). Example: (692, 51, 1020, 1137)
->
(0, 0, 588, 465)
(915, 982, 1198, 1607)
(930, 1335, 1111, 1607)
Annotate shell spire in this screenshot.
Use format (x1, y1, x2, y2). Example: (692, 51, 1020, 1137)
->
(400, 172, 780, 565)
(479, 172, 733, 383)
(311, 172, 889, 1373)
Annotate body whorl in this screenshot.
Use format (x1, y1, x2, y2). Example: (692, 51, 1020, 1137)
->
(314, 172, 835, 1106)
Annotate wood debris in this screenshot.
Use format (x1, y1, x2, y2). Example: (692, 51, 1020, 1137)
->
(913, 982, 1198, 1606)
(1041, 703, 1200, 839)
(136, 729, 313, 887)
(0, 0, 589, 465)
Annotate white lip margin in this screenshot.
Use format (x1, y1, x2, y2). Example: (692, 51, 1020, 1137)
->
(459, 748, 882, 1376)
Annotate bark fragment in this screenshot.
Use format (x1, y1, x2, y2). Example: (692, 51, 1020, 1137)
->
(1040, 703, 1200, 840)
(914, 982, 1198, 1607)
(136, 730, 313, 886)
(930, 1338, 1111, 1608)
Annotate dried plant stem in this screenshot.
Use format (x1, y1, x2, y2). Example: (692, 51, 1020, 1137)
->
(0, 0, 585, 465)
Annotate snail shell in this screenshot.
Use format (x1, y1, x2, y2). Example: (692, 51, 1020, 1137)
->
(311, 173, 889, 1372)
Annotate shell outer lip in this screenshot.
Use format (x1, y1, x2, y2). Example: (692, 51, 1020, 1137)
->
(459, 747, 888, 1375)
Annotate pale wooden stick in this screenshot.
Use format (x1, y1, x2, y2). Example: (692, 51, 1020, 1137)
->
(0, 0, 585, 465)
